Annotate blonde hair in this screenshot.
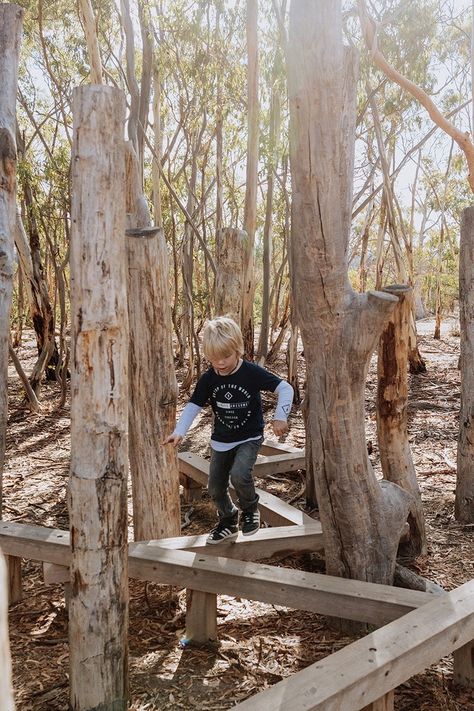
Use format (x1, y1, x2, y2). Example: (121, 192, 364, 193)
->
(202, 316, 244, 360)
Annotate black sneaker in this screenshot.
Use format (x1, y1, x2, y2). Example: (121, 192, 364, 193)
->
(206, 520, 239, 545)
(241, 510, 260, 536)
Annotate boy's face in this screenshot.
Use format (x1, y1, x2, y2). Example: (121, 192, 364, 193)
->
(210, 351, 240, 376)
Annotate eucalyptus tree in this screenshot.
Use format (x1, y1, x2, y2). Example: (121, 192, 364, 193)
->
(0, 4, 23, 510)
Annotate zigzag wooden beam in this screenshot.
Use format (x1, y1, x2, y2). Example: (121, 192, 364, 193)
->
(232, 579, 474, 710)
(178, 451, 312, 526)
(0, 521, 433, 626)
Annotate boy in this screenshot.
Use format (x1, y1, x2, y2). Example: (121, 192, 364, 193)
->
(164, 316, 294, 544)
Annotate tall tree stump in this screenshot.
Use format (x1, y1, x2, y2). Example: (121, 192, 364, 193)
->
(215, 227, 247, 320)
(125, 142, 181, 541)
(0, 3, 22, 510)
(69, 85, 129, 711)
(456, 206, 474, 523)
(377, 284, 426, 556)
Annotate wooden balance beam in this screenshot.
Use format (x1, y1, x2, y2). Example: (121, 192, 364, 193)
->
(232, 578, 474, 711)
(0, 520, 432, 627)
(178, 451, 312, 526)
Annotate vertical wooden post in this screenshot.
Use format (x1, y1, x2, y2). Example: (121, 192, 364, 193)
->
(456, 207, 474, 523)
(69, 85, 129, 711)
(0, 553, 15, 710)
(0, 3, 23, 512)
(362, 690, 395, 711)
(6, 556, 21, 604)
(215, 227, 247, 321)
(453, 640, 474, 687)
(125, 142, 181, 542)
(185, 589, 217, 645)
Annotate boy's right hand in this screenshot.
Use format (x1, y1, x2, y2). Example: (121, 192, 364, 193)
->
(163, 434, 183, 448)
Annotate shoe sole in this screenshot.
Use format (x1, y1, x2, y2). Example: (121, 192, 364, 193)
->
(241, 527, 260, 537)
(206, 532, 238, 545)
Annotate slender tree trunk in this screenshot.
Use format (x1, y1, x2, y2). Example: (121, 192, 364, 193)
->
(288, 2, 411, 589)
(0, 3, 22, 512)
(20, 181, 60, 391)
(0, 553, 15, 711)
(257, 68, 280, 362)
(69, 86, 129, 711)
(215, 227, 247, 322)
(125, 142, 181, 540)
(456, 206, 474, 523)
(241, 0, 259, 359)
(377, 285, 426, 557)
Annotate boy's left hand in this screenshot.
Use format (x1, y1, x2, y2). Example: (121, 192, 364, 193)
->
(272, 419, 289, 437)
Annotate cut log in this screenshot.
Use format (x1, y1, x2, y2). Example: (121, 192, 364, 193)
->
(69, 85, 129, 711)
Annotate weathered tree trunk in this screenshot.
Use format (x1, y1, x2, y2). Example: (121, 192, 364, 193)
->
(241, 0, 259, 359)
(0, 553, 15, 711)
(0, 3, 22, 511)
(125, 142, 181, 541)
(19, 183, 60, 391)
(456, 206, 474, 523)
(377, 285, 426, 557)
(215, 227, 247, 321)
(288, 1, 412, 589)
(69, 86, 129, 711)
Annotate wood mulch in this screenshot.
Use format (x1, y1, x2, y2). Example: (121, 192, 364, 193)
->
(3, 317, 474, 710)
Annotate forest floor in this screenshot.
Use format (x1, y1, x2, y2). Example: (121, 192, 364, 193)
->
(3, 316, 474, 711)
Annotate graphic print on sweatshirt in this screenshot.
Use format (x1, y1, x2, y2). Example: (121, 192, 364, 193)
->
(212, 382, 253, 431)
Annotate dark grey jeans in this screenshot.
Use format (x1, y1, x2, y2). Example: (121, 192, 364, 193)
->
(208, 437, 263, 522)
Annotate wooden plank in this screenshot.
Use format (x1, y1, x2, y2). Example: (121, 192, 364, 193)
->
(185, 590, 217, 644)
(143, 523, 324, 560)
(0, 521, 432, 626)
(259, 439, 304, 456)
(129, 545, 432, 626)
(255, 451, 306, 476)
(232, 580, 474, 711)
(453, 640, 474, 687)
(43, 562, 69, 585)
(0, 520, 324, 563)
(178, 452, 312, 525)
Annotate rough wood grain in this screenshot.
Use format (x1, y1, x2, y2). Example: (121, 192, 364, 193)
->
(233, 580, 474, 710)
(69, 85, 128, 711)
(125, 141, 181, 540)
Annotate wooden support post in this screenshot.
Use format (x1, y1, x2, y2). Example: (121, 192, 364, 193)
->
(0, 553, 15, 711)
(6, 555, 21, 604)
(453, 640, 474, 687)
(215, 227, 247, 321)
(182, 476, 202, 503)
(362, 690, 394, 711)
(185, 589, 217, 644)
(69, 85, 129, 711)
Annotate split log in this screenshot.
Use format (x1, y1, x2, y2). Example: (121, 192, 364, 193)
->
(69, 85, 129, 711)
(377, 285, 426, 556)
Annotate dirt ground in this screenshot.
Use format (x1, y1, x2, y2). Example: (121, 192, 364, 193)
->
(3, 317, 474, 710)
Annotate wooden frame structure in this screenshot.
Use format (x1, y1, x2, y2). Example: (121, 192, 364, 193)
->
(1, 440, 473, 711)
